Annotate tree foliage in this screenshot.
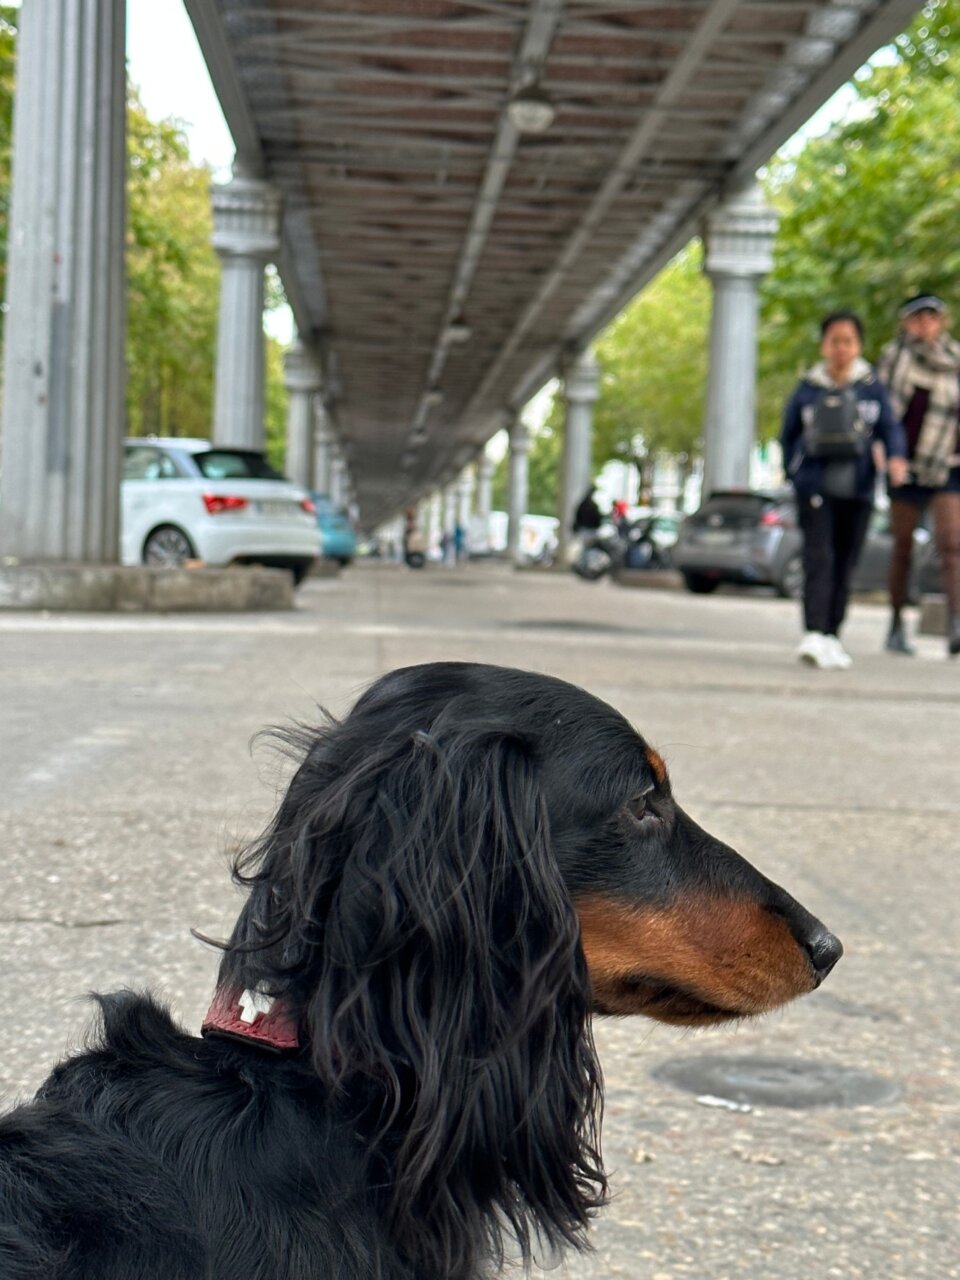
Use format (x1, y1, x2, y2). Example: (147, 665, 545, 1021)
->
(126, 88, 221, 439)
(593, 242, 711, 466)
(759, 0, 960, 420)
(490, 411, 563, 517)
(0, 16, 288, 461)
(0, 5, 17, 334)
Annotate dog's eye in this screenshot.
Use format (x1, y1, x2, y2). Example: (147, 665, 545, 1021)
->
(626, 795, 652, 823)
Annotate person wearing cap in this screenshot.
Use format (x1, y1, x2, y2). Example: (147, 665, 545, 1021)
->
(877, 294, 960, 657)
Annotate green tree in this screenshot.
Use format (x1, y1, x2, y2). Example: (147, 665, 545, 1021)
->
(760, 0, 960, 415)
(126, 87, 221, 438)
(491, 413, 563, 517)
(593, 243, 711, 467)
(0, 5, 18, 336)
(0, 22, 288, 455)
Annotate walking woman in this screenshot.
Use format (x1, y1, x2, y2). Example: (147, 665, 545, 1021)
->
(781, 311, 907, 669)
(877, 294, 960, 656)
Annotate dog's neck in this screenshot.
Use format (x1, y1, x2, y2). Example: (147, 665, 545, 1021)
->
(201, 985, 300, 1053)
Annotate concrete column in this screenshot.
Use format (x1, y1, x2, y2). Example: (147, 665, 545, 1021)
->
(475, 449, 495, 554)
(457, 466, 475, 530)
(283, 341, 321, 489)
(558, 348, 600, 564)
(329, 448, 348, 509)
(507, 418, 531, 565)
(701, 183, 778, 498)
(0, 0, 126, 562)
(313, 407, 334, 496)
(442, 484, 458, 536)
(428, 491, 443, 559)
(477, 450, 495, 523)
(211, 165, 281, 450)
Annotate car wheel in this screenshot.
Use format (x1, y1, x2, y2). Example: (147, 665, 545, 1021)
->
(143, 525, 195, 568)
(777, 554, 804, 600)
(682, 571, 719, 594)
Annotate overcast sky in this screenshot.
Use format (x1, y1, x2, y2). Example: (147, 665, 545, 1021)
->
(127, 0, 234, 176)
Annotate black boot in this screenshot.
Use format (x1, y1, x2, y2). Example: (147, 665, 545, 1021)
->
(949, 614, 960, 658)
(886, 616, 915, 656)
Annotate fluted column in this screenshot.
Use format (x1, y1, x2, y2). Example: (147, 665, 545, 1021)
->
(475, 449, 495, 553)
(283, 341, 321, 489)
(701, 183, 779, 497)
(0, 0, 126, 562)
(313, 407, 334, 496)
(442, 483, 458, 538)
(428, 491, 443, 559)
(211, 165, 281, 449)
(558, 348, 600, 564)
(507, 418, 531, 565)
(457, 466, 475, 530)
(329, 447, 348, 509)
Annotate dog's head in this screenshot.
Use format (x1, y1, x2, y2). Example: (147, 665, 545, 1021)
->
(219, 662, 840, 1271)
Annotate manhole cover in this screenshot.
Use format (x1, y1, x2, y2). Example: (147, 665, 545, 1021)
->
(652, 1055, 901, 1109)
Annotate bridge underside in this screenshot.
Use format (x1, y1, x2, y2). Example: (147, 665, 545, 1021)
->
(186, 0, 918, 522)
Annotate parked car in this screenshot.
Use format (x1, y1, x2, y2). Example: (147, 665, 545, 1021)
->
(311, 493, 358, 566)
(672, 490, 937, 600)
(121, 438, 321, 584)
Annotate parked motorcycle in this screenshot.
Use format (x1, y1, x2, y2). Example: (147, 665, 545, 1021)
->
(572, 517, 669, 581)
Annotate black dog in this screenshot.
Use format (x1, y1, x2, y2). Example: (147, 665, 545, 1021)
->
(0, 662, 841, 1279)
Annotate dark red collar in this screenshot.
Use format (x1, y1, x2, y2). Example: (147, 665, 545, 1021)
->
(201, 985, 300, 1054)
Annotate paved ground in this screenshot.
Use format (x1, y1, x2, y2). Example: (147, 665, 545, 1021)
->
(0, 561, 957, 1278)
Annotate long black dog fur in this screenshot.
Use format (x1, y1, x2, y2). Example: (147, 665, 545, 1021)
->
(0, 661, 839, 1279)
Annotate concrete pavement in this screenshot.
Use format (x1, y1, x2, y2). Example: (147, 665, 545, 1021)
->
(0, 561, 956, 1278)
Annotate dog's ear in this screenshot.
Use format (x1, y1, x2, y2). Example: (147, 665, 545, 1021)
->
(226, 722, 605, 1273)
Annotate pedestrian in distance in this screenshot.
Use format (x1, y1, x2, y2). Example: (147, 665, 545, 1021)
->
(781, 310, 908, 670)
(572, 485, 602, 535)
(876, 293, 960, 657)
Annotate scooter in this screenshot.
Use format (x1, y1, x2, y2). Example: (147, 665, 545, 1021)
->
(572, 518, 667, 581)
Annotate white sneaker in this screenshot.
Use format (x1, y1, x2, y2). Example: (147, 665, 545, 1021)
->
(797, 631, 829, 667)
(823, 635, 852, 669)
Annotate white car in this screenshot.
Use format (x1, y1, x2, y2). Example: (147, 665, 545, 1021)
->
(121, 438, 321, 584)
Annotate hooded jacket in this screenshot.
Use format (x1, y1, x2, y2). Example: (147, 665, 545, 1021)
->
(780, 357, 906, 501)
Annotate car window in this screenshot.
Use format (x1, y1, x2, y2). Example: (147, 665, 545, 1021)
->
(690, 495, 773, 523)
(193, 450, 284, 481)
(123, 446, 180, 481)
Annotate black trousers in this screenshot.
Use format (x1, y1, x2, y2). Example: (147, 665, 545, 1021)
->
(796, 494, 872, 636)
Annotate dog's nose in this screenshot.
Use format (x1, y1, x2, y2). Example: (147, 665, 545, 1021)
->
(804, 928, 843, 985)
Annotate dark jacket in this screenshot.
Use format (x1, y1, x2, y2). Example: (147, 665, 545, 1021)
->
(572, 493, 602, 532)
(780, 358, 906, 501)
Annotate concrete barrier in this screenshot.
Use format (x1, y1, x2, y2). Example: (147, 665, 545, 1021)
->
(0, 563, 295, 611)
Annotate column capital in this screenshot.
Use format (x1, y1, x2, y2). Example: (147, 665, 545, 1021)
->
(212, 169, 282, 261)
(563, 347, 600, 405)
(509, 417, 531, 453)
(703, 182, 779, 279)
(283, 341, 322, 395)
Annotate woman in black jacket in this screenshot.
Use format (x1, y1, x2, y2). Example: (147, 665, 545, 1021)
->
(781, 311, 907, 669)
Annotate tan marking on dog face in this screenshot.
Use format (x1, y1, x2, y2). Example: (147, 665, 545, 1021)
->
(575, 894, 815, 1025)
(645, 748, 668, 787)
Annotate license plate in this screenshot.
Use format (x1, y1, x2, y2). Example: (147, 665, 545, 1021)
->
(257, 500, 298, 517)
(697, 529, 735, 545)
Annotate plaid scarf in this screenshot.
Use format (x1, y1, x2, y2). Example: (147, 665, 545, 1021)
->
(877, 333, 960, 487)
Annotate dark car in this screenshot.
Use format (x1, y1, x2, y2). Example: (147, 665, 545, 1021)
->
(673, 490, 937, 600)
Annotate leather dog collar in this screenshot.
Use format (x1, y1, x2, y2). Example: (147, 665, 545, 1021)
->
(201, 985, 300, 1053)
